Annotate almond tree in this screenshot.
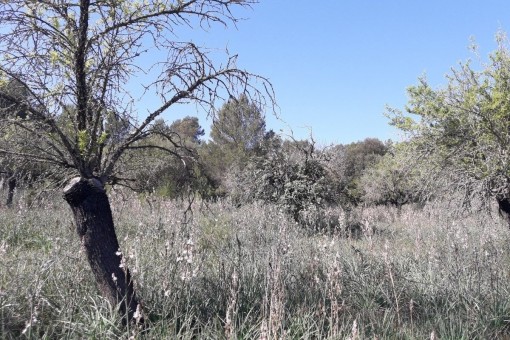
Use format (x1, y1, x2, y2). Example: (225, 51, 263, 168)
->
(0, 0, 273, 324)
(388, 34, 510, 225)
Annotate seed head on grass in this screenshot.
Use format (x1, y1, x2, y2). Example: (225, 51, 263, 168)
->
(347, 319, 358, 340)
(21, 306, 38, 336)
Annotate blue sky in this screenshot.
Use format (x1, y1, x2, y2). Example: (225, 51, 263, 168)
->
(159, 1, 510, 145)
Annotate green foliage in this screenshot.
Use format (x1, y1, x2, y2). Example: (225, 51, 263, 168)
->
(327, 138, 388, 205)
(388, 35, 510, 207)
(0, 78, 64, 204)
(98, 131, 108, 146)
(360, 143, 425, 206)
(200, 95, 267, 196)
(77, 130, 89, 155)
(125, 117, 210, 199)
(228, 137, 335, 226)
(168, 116, 205, 146)
(210, 94, 266, 154)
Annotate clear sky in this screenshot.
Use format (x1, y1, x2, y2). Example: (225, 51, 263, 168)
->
(159, 1, 510, 145)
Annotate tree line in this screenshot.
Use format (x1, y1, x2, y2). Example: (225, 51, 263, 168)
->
(0, 87, 403, 221)
(5, 50, 509, 228)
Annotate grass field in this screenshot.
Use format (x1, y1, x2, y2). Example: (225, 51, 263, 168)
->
(2, 189, 510, 339)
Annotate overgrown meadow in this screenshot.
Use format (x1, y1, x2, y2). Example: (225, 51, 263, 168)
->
(2, 189, 510, 339)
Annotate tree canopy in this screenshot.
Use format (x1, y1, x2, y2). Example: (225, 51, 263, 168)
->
(210, 94, 266, 153)
(388, 34, 510, 222)
(200, 94, 267, 195)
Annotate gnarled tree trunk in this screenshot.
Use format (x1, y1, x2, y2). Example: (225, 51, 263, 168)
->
(63, 177, 142, 325)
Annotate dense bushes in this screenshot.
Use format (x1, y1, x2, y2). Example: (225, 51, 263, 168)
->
(136, 112, 422, 227)
(7, 98, 425, 226)
(125, 96, 427, 226)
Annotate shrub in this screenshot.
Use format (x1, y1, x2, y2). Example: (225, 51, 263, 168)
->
(226, 139, 335, 225)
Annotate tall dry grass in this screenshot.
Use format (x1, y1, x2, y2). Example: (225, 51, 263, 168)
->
(1, 188, 510, 339)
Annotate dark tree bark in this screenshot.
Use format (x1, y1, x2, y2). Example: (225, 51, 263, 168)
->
(63, 177, 143, 325)
(6, 174, 16, 207)
(497, 196, 510, 227)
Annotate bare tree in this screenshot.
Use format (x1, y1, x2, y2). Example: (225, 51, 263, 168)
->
(0, 0, 274, 324)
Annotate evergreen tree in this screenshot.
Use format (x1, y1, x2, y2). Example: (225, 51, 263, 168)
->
(202, 94, 267, 195)
(210, 94, 266, 154)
